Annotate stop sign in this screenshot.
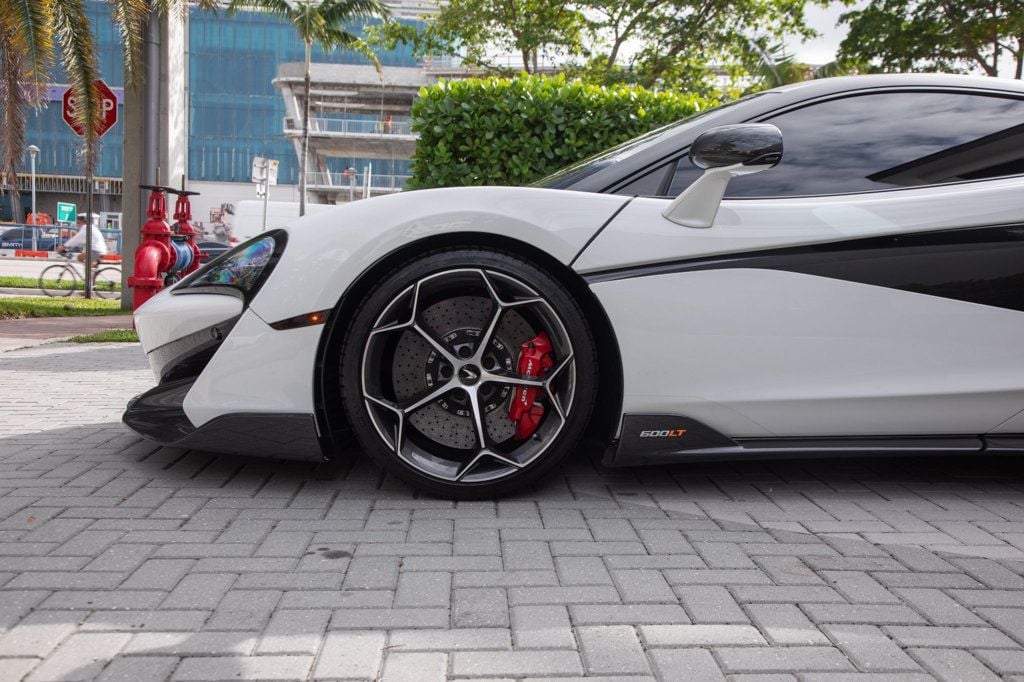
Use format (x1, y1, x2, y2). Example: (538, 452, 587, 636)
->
(62, 79, 118, 138)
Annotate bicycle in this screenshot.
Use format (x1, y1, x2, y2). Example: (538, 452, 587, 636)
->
(39, 252, 121, 300)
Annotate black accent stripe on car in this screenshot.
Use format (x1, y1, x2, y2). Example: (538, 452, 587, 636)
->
(583, 222, 1024, 313)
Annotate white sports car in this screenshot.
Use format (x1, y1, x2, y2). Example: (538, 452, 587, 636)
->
(126, 74, 1024, 497)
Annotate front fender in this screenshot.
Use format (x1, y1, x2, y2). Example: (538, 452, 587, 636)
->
(247, 186, 628, 324)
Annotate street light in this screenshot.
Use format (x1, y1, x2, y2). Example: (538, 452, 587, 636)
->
(27, 145, 39, 251)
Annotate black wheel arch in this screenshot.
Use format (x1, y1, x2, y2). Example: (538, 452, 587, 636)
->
(313, 231, 623, 461)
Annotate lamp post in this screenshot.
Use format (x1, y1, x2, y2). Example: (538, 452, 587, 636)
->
(27, 145, 39, 250)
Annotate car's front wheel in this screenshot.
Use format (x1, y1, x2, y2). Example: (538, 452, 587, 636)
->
(339, 248, 597, 498)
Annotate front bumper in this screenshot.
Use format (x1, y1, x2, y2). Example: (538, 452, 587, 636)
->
(124, 378, 323, 461)
(125, 289, 328, 462)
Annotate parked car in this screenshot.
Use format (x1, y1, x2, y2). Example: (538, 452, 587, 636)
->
(0, 226, 58, 251)
(124, 74, 1024, 498)
(196, 240, 230, 263)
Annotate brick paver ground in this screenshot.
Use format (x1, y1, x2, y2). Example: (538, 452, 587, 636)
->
(3, 341, 1024, 680)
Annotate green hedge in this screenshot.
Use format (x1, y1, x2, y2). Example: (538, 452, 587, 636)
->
(408, 75, 713, 189)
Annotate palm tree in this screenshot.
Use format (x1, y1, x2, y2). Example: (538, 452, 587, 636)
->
(227, 0, 391, 216)
(0, 0, 213, 198)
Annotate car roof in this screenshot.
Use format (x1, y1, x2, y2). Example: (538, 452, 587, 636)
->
(555, 74, 1024, 193)
(770, 73, 1024, 98)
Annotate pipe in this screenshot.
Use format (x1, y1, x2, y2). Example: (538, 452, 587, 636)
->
(144, 11, 160, 190)
(130, 242, 168, 309)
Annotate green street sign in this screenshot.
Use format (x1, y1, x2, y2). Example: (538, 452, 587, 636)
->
(56, 202, 77, 223)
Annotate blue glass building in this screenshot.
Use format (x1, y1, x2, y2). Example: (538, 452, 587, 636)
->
(27, 1, 420, 184)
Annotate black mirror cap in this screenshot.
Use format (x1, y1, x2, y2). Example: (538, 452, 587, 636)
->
(689, 123, 783, 170)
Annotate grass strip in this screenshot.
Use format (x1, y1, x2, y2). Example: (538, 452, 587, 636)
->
(67, 329, 138, 343)
(0, 297, 127, 320)
(0, 275, 122, 291)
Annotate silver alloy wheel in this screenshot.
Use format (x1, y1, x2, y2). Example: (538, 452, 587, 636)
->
(360, 268, 576, 484)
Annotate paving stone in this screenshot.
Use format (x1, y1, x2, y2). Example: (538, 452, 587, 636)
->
(885, 625, 1018, 649)
(24, 632, 131, 681)
(389, 628, 512, 651)
(974, 649, 1024, 675)
(569, 604, 690, 625)
(122, 559, 194, 591)
(511, 605, 574, 649)
(122, 632, 256, 656)
(610, 569, 676, 603)
(172, 655, 313, 681)
(640, 624, 766, 647)
(891, 587, 984, 626)
(95, 656, 180, 682)
(675, 585, 748, 623)
(577, 625, 650, 675)
(507, 585, 620, 605)
(453, 587, 509, 627)
(205, 589, 281, 631)
(802, 604, 927, 625)
(648, 649, 725, 681)
(0, 610, 80, 657)
(81, 610, 210, 632)
(820, 571, 900, 604)
(451, 650, 584, 677)
(716, 646, 855, 673)
(381, 652, 448, 682)
(746, 604, 829, 645)
(555, 556, 613, 585)
(395, 571, 452, 608)
(329, 608, 450, 629)
(821, 624, 921, 672)
(313, 630, 386, 678)
(161, 573, 236, 610)
(907, 648, 1001, 681)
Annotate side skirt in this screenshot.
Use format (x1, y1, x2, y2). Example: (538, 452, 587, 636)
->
(603, 414, 1023, 467)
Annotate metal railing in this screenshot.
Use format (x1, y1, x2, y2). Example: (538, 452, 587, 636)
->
(0, 224, 122, 254)
(305, 171, 411, 199)
(288, 116, 414, 137)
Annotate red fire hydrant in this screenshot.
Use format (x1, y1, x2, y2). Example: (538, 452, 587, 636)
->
(128, 184, 175, 310)
(128, 178, 203, 311)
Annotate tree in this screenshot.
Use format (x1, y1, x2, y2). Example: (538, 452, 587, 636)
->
(368, 0, 585, 73)
(0, 0, 218, 190)
(227, 0, 390, 216)
(838, 0, 1024, 79)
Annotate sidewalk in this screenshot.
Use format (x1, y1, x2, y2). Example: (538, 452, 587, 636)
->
(0, 314, 131, 352)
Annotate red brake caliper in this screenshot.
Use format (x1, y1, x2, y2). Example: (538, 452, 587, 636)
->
(508, 332, 554, 439)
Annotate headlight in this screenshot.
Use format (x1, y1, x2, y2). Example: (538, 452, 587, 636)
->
(173, 230, 287, 302)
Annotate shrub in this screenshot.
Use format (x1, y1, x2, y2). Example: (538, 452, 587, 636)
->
(409, 74, 713, 189)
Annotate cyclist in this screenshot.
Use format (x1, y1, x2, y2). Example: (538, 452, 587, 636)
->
(56, 215, 107, 266)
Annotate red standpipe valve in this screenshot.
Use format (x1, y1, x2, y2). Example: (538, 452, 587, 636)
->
(168, 184, 203, 276)
(127, 184, 175, 310)
(508, 332, 554, 439)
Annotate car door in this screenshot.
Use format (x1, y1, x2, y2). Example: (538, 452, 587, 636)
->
(574, 90, 1024, 441)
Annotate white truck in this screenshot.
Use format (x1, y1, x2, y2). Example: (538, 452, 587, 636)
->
(228, 201, 332, 244)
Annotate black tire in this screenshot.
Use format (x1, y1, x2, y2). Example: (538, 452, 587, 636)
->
(92, 267, 121, 299)
(39, 264, 77, 297)
(339, 247, 597, 498)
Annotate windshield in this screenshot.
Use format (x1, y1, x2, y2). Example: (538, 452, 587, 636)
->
(535, 92, 765, 190)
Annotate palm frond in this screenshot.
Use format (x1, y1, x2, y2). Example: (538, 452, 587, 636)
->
(324, 31, 383, 77)
(225, 0, 293, 19)
(318, 0, 391, 26)
(52, 0, 100, 176)
(0, 0, 55, 100)
(0, 23, 31, 186)
(107, 0, 148, 87)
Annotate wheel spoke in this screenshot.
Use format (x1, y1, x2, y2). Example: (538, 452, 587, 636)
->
(363, 395, 406, 453)
(480, 370, 545, 389)
(465, 388, 489, 450)
(413, 323, 460, 366)
(456, 449, 523, 481)
(399, 381, 456, 415)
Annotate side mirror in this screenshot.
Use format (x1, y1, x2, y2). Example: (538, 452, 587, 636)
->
(663, 123, 783, 228)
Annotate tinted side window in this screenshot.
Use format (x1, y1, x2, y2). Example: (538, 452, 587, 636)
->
(667, 91, 1024, 198)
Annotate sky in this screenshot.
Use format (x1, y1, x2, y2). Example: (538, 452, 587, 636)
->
(791, 3, 854, 65)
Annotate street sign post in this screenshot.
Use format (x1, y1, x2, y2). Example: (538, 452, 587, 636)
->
(56, 202, 77, 224)
(62, 79, 117, 299)
(252, 157, 279, 233)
